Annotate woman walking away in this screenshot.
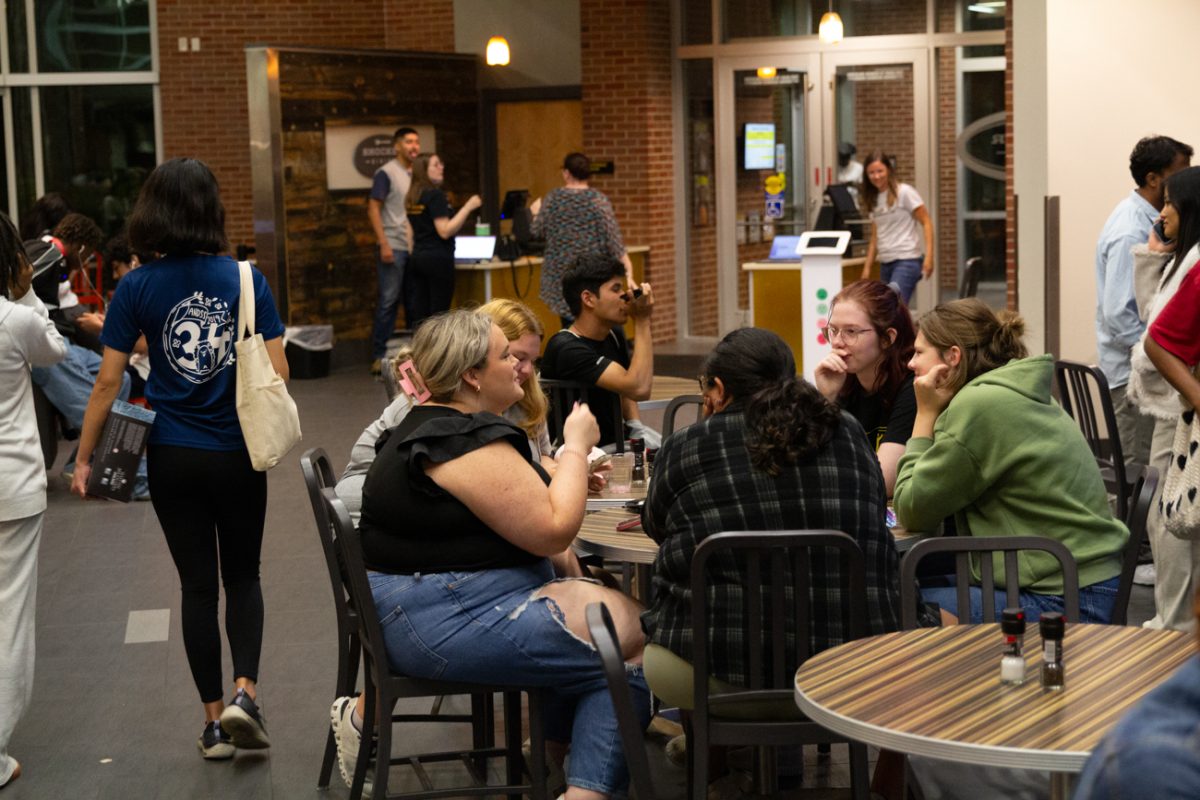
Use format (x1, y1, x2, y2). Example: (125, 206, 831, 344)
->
(71, 158, 288, 759)
(859, 151, 935, 304)
(0, 211, 68, 789)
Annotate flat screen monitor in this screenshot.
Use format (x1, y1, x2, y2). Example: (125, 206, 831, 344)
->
(500, 189, 529, 220)
(454, 235, 496, 262)
(744, 123, 775, 170)
(768, 235, 804, 261)
(826, 184, 859, 218)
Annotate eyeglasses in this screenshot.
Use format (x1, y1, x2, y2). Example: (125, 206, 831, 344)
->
(819, 325, 874, 344)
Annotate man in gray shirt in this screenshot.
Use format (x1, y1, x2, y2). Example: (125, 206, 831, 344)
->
(367, 126, 420, 375)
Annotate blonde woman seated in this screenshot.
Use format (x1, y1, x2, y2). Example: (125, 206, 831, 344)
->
(894, 299, 1127, 623)
(330, 309, 648, 800)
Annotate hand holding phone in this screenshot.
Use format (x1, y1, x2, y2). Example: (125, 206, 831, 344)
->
(1153, 218, 1173, 245)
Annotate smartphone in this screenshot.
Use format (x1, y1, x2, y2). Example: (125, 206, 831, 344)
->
(1154, 218, 1173, 245)
(588, 453, 612, 474)
(621, 286, 643, 302)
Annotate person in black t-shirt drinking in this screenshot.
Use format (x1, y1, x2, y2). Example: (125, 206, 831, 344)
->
(814, 279, 916, 496)
(540, 254, 655, 449)
(404, 152, 481, 328)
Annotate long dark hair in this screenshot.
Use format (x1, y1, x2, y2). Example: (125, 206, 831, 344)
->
(860, 150, 899, 216)
(831, 280, 915, 412)
(701, 328, 840, 475)
(0, 211, 27, 297)
(1166, 166, 1200, 271)
(405, 153, 440, 210)
(126, 158, 228, 256)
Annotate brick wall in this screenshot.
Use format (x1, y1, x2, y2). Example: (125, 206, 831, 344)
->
(936, 45, 959, 294)
(850, 65, 916, 188)
(848, 0, 926, 36)
(156, 0, 454, 253)
(579, 0, 677, 343)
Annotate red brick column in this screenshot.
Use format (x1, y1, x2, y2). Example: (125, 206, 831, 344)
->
(580, 0, 677, 343)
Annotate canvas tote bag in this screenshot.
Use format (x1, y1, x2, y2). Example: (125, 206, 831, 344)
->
(235, 260, 301, 470)
(1161, 385, 1200, 540)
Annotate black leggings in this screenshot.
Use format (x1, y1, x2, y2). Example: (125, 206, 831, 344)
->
(147, 444, 267, 703)
(406, 253, 455, 329)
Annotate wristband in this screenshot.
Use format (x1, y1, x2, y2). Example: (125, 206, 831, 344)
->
(560, 446, 589, 461)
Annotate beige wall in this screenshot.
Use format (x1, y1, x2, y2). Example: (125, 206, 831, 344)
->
(1017, 0, 1200, 360)
(453, 0, 581, 89)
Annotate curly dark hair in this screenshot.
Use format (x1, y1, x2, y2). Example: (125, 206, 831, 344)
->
(19, 192, 71, 241)
(701, 327, 840, 475)
(0, 211, 27, 297)
(51, 213, 104, 251)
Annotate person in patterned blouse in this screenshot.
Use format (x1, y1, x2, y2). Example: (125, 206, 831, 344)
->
(530, 152, 634, 324)
(640, 327, 902, 694)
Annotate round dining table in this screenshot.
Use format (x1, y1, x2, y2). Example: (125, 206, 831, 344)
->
(793, 623, 1194, 799)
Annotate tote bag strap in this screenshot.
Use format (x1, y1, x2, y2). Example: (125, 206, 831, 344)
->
(237, 260, 255, 340)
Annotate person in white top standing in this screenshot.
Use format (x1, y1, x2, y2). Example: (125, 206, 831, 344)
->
(859, 151, 935, 304)
(0, 211, 68, 790)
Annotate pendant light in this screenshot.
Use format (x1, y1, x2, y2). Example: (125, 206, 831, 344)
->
(486, 36, 510, 66)
(818, 2, 844, 45)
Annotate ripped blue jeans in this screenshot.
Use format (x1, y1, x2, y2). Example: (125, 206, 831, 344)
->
(369, 560, 650, 798)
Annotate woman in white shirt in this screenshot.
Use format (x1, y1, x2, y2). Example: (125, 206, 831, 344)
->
(859, 151, 935, 304)
(0, 212, 68, 790)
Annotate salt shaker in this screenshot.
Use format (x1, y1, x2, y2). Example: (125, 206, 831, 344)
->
(999, 607, 1027, 685)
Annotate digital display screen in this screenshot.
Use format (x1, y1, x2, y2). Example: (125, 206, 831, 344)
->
(744, 123, 776, 170)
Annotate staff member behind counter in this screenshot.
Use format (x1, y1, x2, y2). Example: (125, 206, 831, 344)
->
(405, 152, 481, 329)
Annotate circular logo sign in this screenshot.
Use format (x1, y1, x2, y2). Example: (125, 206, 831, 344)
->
(163, 291, 235, 384)
(353, 134, 396, 179)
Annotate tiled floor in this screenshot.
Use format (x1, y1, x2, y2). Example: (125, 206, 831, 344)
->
(7, 365, 1155, 799)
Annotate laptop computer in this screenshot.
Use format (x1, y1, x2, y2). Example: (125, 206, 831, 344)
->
(767, 235, 804, 262)
(454, 235, 497, 264)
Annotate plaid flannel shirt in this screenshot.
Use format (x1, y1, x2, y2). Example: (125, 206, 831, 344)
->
(640, 407, 902, 688)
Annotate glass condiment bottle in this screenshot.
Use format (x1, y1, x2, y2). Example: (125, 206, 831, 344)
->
(1039, 611, 1064, 691)
(999, 607, 1027, 685)
(630, 437, 646, 486)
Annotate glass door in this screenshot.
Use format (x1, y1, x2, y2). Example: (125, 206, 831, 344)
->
(714, 54, 819, 333)
(821, 49, 933, 308)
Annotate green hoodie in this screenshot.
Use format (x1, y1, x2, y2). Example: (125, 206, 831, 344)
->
(894, 354, 1126, 594)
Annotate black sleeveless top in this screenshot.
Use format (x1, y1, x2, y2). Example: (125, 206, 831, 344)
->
(359, 405, 549, 573)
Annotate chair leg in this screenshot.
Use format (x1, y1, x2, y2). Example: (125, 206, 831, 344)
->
(849, 742, 870, 800)
(351, 676, 376, 800)
(319, 631, 357, 788)
(318, 727, 338, 789)
(471, 693, 488, 778)
(373, 683, 393, 800)
(504, 691, 524, 799)
(689, 715, 707, 800)
(527, 689, 548, 800)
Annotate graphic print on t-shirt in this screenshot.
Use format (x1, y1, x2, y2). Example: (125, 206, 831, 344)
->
(163, 291, 235, 384)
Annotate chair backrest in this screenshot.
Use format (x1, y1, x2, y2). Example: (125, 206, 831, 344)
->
(899, 535, 1080, 628)
(381, 355, 401, 402)
(1054, 359, 1130, 519)
(1111, 464, 1160, 626)
(300, 449, 356, 628)
(540, 378, 625, 453)
(663, 394, 704, 437)
(690, 531, 866, 707)
(321, 488, 390, 667)
(585, 603, 658, 800)
(960, 256, 982, 299)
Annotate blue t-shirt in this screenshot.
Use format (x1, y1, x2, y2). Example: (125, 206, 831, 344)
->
(101, 254, 286, 451)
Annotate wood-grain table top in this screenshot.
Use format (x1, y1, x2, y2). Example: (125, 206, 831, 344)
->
(640, 376, 702, 411)
(794, 623, 1194, 772)
(574, 508, 658, 564)
(585, 482, 648, 510)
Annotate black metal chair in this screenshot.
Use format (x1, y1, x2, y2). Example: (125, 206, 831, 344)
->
(899, 535, 1081, 628)
(586, 603, 660, 800)
(32, 383, 60, 469)
(1112, 464, 1160, 626)
(320, 487, 548, 799)
(541, 378, 625, 452)
(959, 256, 982, 298)
(1054, 359, 1134, 519)
(663, 394, 704, 436)
(689, 531, 871, 800)
(299, 448, 350, 788)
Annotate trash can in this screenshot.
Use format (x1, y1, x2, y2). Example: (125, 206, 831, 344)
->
(284, 325, 334, 379)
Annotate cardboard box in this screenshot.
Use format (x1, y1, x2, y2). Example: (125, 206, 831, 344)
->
(86, 399, 155, 503)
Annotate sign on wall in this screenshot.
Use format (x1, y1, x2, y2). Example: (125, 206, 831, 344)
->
(323, 124, 438, 190)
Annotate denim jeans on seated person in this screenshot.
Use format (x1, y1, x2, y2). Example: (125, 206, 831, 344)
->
(880, 258, 924, 304)
(919, 575, 1119, 624)
(369, 559, 651, 798)
(30, 342, 130, 431)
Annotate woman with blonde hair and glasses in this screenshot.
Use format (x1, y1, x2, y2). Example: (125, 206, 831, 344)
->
(894, 298, 1127, 623)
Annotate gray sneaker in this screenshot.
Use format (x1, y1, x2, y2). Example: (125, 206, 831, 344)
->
(331, 695, 372, 795)
(1133, 563, 1157, 586)
(219, 688, 270, 749)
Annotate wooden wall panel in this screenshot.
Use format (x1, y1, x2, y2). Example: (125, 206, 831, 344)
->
(495, 100, 583, 220)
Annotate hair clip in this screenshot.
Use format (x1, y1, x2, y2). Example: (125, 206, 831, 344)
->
(395, 359, 432, 403)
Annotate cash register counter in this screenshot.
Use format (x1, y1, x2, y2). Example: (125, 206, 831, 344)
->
(454, 246, 649, 349)
(742, 256, 867, 364)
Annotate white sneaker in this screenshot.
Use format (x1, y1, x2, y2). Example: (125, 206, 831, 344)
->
(330, 696, 372, 796)
(1134, 563, 1157, 586)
